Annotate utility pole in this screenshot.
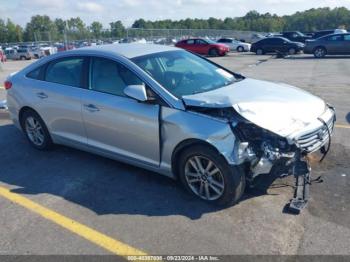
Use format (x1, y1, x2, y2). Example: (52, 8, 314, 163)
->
(64, 21, 68, 50)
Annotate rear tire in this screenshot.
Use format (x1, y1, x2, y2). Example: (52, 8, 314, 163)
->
(288, 48, 296, 55)
(313, 47, 326, 58)
(178, 145, 245, 206)
(21, 110, 53, 150)
(209, 48, 219, 56)
(237, 46, 244, 52)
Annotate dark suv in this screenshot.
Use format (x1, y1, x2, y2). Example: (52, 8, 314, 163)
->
(250, 37, 304, 55)
(280, 31, 311, 43)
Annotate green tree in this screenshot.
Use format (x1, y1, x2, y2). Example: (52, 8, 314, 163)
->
(0, 19, 6, 43)
(90, 21, 103, 39)
(67, 17, 88, 40)
(110, 21, 125, 38)
(6, 19, 22, 42)
(55, 18, 67, 37)
(24, 15, 58, 42)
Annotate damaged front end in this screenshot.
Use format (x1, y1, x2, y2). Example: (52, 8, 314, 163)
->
(188, 105, 336, 214)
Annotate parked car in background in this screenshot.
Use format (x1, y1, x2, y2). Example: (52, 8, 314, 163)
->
(250, 37, 304, 55)
(0, 49, 6, 62)
(279, 31, 311, 43)
(40, 44, 58, 56)
(217, 38, 251, 52)
(244, 33, 265, 43)
(5, 44, 335, 206)
(4, 48, 17, 60)
(30, 47, 45, 59)
(56, 44, 75, 52)
(15, 48, 33, 60)
(175, 38, 229, 56)
(304, 33, 350, 58)
(311, 29, 347, 39)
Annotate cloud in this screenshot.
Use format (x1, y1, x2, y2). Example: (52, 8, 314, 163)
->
(76, 2, 104, 13)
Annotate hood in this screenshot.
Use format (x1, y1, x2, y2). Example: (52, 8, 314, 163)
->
(182, 78, 326, 137)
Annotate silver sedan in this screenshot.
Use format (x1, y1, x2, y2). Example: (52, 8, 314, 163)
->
(5, 44, 335, 206)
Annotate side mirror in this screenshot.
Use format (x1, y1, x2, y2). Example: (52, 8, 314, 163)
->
(124, 84, 148, 102)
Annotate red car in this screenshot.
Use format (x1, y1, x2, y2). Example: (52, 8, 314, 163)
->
(175, 38, 230, 56)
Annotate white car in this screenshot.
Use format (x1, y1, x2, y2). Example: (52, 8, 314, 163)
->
(217, 38, 251, 52)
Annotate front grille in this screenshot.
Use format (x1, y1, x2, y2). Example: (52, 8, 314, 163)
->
(297, 116, 335, 153)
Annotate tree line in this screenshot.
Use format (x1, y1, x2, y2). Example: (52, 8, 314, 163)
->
(1, 7, 349, 43)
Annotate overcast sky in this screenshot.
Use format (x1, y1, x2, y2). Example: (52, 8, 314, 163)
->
(1, 0, 350, 27)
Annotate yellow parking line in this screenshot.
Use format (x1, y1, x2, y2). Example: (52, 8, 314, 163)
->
(335, 124, 350, 129)
(0, 186, 148, 258)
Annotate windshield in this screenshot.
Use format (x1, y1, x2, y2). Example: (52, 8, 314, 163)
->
(132, 50, 237, 98)
(206, 39, 216, 44)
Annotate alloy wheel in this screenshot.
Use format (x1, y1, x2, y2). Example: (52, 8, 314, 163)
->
(25, 116, 45, 146)
(314, 48, 325, 58)
(184, 156, 225, 200)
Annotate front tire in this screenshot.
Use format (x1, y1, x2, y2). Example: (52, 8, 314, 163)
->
(209, 48, 219, 56)
(21, 110, 53, 150)
(256, 48, 264, 55)
(288, 48, 296, 55)
(178, 145, 245, 206)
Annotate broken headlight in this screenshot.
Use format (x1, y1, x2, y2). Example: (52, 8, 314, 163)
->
(233, 122, 293, 156)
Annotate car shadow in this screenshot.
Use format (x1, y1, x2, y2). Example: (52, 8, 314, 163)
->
(0, 123, 287, 220)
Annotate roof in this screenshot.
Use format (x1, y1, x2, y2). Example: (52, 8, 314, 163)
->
(78, 43, 178, 58)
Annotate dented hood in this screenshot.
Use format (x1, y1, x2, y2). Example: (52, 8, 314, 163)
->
(182, 78, 326, 137)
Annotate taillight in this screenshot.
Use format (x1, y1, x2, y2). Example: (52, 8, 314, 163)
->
(4, 81, 12, 90)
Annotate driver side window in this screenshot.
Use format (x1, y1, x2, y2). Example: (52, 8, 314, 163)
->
(196, 39, 207, 45)
(89, 57, 143, 97)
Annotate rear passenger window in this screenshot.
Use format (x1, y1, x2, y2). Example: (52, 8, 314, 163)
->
(344, 35, 350, 41)
(90, 57, 143, 97)
(45, 57, 84, 87)
(27, 67, 42, 80)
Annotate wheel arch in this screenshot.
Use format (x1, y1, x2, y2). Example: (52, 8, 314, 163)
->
(313, 45, 327, 53)
(236, 46, 244, 51)
(18, 106, 41, 130)
(171, 138, 223, 178)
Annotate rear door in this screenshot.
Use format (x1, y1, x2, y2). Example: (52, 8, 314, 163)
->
(324, 34, 344, 54)
(195, 39, 209, 54)
(183, 39, 196, 52)
(80, 56, 160, 166)
(29, 56, 87, 145)
(341, 34, 350, 53)
(263, 38, 281, 52)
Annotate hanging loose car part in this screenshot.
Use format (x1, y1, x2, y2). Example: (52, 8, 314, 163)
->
(288, 152, 311, 214)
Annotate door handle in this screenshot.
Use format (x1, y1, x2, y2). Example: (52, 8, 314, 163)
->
(84, 104, 100, 112)
(36, 92, 48, 99)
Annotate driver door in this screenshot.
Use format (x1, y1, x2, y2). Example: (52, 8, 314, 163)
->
(195, 39, 209, 54)
(80, 56, 160, 166)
